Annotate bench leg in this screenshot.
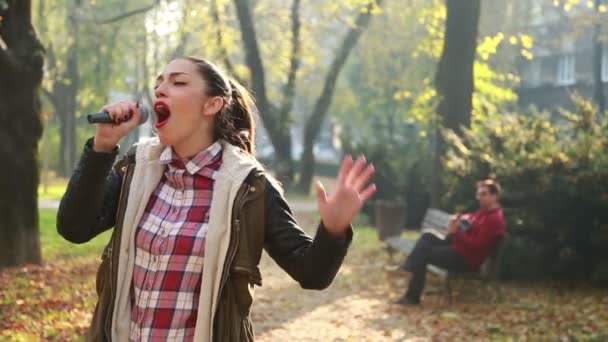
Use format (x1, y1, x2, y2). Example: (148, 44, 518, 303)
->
(496, 284, 503, 302)
(385, 245, 396, 263)
(384, 246, 395, 263)
(492, 282, 502, 303)
(443, 276, 502, 305)
(444, 275, 453, 306)
(478, 279, 503, 303)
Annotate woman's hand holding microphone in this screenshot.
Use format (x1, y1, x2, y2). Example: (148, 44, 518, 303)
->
(92, 102, 145, 153)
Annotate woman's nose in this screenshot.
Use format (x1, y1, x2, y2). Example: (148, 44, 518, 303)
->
(154, 82, 167, 98)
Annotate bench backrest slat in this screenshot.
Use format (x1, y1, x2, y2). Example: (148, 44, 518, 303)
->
(482, 234, 509, 278)
(421, 208, 452, 230)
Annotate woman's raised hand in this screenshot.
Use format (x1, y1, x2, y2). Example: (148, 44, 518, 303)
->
(316, 155, 377, 237)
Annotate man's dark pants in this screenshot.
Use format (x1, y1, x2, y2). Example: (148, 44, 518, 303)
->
(400, 233, 472, 302)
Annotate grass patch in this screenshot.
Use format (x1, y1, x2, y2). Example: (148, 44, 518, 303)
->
(39, 208, 110, 260)
(352, 226, 380, 250)
(38, 179, 68, 201)
(0, 209, 108, 340)
(352, 225, 421, 250)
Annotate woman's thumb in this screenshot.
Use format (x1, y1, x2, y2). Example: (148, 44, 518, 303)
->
(316, 181, 327, 205)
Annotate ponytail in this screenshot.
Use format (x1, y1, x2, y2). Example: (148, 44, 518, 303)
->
(225, 79, 256, 155)
(212, 78, 256, 155)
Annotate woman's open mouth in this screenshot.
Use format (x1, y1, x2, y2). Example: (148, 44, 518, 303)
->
(154, 101, 171, 129)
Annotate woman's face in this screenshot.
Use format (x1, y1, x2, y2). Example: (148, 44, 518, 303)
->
(153, 59, 217, 152)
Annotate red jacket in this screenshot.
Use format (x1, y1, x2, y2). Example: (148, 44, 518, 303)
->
(451, 207, 506, 270)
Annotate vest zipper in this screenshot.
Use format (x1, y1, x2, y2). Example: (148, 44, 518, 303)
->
(216, 185, 252, 303)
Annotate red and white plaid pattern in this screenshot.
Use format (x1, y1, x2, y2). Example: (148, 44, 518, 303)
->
(129, 142, 222, 342)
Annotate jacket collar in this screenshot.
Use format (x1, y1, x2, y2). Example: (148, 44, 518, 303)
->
(159, 141, 222, 175)
(135, 136, 262, 179)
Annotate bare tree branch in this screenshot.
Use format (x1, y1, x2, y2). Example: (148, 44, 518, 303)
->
(233, 0, 275, 130)
(296, 0, 381, 191)
(233, 0, 297, 184)
(278, 0, 301, 123)
(75, 1, 159, 25)
(303, 1, 380, 141)
(169, 0, 193, 60)
(211, 0, 239, 79)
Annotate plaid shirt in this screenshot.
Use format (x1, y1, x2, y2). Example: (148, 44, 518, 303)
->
(129, 142, 222, 341)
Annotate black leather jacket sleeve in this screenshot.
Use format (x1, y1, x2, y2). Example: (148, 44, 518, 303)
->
(263, 180, 353, 290)
(56, 138, 122, 244)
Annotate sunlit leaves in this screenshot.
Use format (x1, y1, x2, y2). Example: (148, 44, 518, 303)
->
(330, 0, 434, 138)
(554, 0, 607, 12)
(404, 0, 523, 129)
(520, 35, 534, 49)
(479, 34, 505, 61)
(473, 62, 519, 122)
(445, 97, 608, 186)
(412, 0, 445, 59)
(393, 90, 412, 101)
(410, 86, 438, 124)
(322, 0, 379, 17)
(479, 33, 533, 61)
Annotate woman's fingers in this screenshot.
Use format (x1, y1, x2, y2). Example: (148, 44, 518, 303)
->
(353, 164, 375, 192)
(345, 156, 367, 186)
(337, 155, 354, 186)
(359, 184, 377, 203)
(117, 103, 135, 123)
(100, 101, 138, 124)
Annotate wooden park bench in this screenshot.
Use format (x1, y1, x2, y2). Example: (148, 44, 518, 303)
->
(385, 208, 507, 305)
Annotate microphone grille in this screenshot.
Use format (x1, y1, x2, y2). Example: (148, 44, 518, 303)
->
(139, 105, 151, 125)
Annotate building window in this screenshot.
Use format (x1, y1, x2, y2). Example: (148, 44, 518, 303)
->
(557, 54, 576, 86)
(602, 48, 608, 82)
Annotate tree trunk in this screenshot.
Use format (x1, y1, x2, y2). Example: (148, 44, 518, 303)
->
(233, 0, 295, 185)
(430, 0, 481, 206)
(56, 16, 79, 177)
(211, 0, 238, 79)
(0, 0, 45, 269)
(593, 0, 606, 115)
(295, 1, 380, 194)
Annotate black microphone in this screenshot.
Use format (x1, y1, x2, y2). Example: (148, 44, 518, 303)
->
(87, 106, 150, 125)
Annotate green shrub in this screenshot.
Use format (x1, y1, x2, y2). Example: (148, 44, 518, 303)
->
(443, 98, 608, 282)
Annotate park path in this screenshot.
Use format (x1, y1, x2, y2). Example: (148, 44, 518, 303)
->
(253, 208, 436, 342)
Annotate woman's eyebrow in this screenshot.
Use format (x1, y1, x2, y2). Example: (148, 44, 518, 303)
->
(155, 72, 189, 82)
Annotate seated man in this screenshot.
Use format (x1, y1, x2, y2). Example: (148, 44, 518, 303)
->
(394, 179, 507, 305)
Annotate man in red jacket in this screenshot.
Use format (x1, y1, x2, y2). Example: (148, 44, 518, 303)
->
(395, 179, 507, 305)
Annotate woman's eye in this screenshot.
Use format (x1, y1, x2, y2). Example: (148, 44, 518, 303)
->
(174, 81, 186, 86)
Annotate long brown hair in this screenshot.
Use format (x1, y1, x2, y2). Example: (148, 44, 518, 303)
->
(181, 57, 256, 155)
